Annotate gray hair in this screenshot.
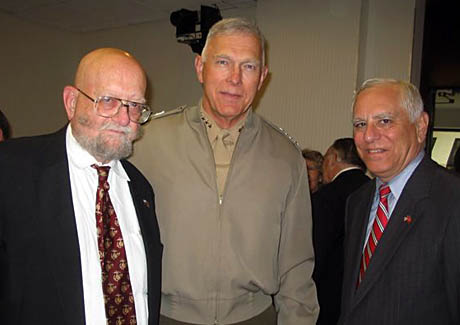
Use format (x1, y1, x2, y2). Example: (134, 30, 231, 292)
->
(352, 78, 424, 122)
(201, 17, 266, 66)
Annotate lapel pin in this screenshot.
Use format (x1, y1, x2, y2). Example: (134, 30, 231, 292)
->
(142, 199, 150, 208)
(404, 215, 412, 224)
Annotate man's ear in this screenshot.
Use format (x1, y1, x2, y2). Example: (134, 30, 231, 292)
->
(257, 66, 268, 91)
(63, 86, 77, 120)
(329, 148, 340, 163)
(416, 111, 429, 144)
(194, 55, 204, 84)
(335, 152, 342, 162)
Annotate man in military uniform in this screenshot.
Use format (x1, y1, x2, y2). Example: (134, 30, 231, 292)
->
(132, 18, 318, 325)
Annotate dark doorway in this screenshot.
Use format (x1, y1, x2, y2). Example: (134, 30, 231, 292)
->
(419, 0, 460, 166)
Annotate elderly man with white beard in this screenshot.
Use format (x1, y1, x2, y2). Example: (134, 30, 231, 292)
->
(0, 48, 162, 325)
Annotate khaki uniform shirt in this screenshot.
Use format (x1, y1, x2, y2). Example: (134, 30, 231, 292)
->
(201, 107, 246, 201)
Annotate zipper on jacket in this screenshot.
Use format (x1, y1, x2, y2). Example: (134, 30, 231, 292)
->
(213, 127, 243, 324)
(199, 118, 224, 324)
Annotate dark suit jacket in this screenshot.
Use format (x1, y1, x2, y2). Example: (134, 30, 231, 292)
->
(0, 127, 162, 325)
(339, 156, 460, 325)
(312, 169, 369, 325)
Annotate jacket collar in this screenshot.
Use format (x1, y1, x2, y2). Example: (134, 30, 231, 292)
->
(36, 126, 86, 322)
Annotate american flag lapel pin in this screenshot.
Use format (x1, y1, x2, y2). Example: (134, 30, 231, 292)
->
(404, 215, 412, 224)
(143, 199, 150, 208)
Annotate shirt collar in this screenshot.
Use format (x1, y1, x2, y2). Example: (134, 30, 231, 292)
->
(376, 150, 424, 201)
(66, 125, 130, 181)
(331, 166, 362, 182)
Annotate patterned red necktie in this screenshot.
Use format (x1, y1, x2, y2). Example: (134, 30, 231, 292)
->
(358, 184, 391, 284)
(93, 164, 137, 325)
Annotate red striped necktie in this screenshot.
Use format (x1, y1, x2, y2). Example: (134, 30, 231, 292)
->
(358, 184, 391, 285)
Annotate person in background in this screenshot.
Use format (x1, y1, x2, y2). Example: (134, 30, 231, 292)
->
(0, 48, 162, 325)
(311, 138, 369, 325)
(302, 148, 324, 193)
(340, 78, 460, 324)
(131, 17, 318, 325)
(0, 109, 11, 141)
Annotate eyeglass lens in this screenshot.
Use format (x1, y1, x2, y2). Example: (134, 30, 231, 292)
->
(96, 96, 149, 123)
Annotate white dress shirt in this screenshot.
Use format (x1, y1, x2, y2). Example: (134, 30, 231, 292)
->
(66, 125, 148, 324)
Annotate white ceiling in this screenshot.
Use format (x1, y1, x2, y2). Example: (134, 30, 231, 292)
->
(0, 0, 256, 32)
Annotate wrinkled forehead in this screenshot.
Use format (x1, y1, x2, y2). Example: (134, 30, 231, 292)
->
(353, 85, 404, 118)
(210, 32, 263, 56)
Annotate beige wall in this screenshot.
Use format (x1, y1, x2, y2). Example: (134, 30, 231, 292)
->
(1, 1, 418, 154)
(0, 12, 80, 137)
(256, 0, 362, 152)
(357, 0, 416, 85)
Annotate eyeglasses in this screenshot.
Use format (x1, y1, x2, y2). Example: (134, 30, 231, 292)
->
(75, 87, 152, 124)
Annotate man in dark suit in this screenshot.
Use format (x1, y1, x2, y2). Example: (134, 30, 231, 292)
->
(339, 78, 460, 324)
(312, 138, 369, 325)
(0, 48, 162, 324)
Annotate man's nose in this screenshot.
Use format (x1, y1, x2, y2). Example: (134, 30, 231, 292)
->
(364, 124, 379, 142)
(227, 65, 242, 85)
(112, 104, 131, 126)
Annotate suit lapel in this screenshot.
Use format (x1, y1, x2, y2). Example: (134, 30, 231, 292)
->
(36, 128, 85, 324)
(347, 181, 376, 302)
(121, 161, 157, 248)
(351, 156, 432, 308)
(122, 161, 162, 325)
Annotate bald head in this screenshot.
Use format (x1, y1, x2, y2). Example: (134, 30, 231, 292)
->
(75, 48, 146, 95)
